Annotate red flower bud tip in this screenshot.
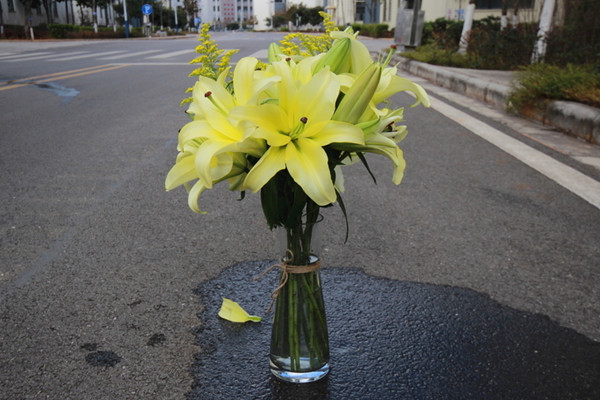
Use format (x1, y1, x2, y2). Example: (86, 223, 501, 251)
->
(204, 91, 212, 98)
(286, 57, 291, 62)
(390, 44, 397, 49)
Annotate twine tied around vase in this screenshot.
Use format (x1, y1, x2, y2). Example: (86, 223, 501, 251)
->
(254, 250, 322, 312)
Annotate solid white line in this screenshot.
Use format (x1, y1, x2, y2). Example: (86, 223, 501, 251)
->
(99, 49, 163, 60)
(49, 50, 126, 61)
(429, 94, 600, 210)
(146, 49, 194, 59)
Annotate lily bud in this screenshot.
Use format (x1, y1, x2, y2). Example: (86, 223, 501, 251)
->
(314, 37, 351, 74)
(332, 63, 382, 124)
(268, 42, 285, 63)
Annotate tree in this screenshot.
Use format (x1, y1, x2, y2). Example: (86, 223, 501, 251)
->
(40, 0, 53, 24)
(532, 0, 557, 62)
(458, 0, 476, 54)
(54, 0, 73, 24)
(182, 0, 197, 28)
(18, 0, 41, 38)
(501, 0, 522, 29)
(286, 4, 324, 28)
(1, 0, 5, 36)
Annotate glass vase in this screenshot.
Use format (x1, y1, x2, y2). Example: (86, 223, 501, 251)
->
(269, 216, 330, 383)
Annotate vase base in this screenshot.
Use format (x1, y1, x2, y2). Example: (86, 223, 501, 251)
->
(269, 360, 330, 383)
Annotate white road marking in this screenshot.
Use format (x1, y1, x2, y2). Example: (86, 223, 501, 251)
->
(3, 51, 90, 62)
(146, 49, 194, 59)
(0, 51, 52, 60)
(48, 51, 126, 61)
(99, 50, 163, 60)
(248, 49, 268, 59)
(430, 94, 600, 210)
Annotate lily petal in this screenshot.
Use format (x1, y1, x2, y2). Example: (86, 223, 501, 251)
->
(230, 104, 290, 139)
(294, 67, 339, 124)
(218, 298, 262, 323)
(244, 146, 287, 192)
(194, 140, 237, 187)
(233, 57, 259, 105)
(304, 120, 365, 147)
(165, 154, 197, 191)
(285, 138, 336, 206)
(187, 180, 208, 214)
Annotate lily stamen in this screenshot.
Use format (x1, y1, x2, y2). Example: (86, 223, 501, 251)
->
(203, 90, 228, 114)
(290, 117, 308, 139)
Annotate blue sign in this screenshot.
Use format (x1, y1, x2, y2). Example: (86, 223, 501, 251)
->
(142, 4, 153, 15)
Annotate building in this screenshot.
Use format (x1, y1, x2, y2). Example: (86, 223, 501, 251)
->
(199, 0, 254, 27)
(0, 0, 117, 28)
(381, 0, 546, 29)
(0, 0, 560, 35)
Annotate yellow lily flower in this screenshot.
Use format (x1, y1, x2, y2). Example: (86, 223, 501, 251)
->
(218, 298, 262, 323)
(372, 65, 431, 109)
(165, 57, 279, 213)
(232, 61, 365, 206)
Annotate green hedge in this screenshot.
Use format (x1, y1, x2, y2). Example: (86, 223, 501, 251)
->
(47, 24, 145, 39)
(350, 23, 390, 38)
(48, 23, 82, 38)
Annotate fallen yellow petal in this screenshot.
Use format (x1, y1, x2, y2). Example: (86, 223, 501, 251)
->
(218, 298, 262, 323)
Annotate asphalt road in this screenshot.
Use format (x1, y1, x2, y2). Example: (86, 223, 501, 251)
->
(1, 33, 599, 399)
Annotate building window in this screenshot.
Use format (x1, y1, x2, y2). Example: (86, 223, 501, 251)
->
(475, 0, 534, 8)
(355, 2, 365, 21)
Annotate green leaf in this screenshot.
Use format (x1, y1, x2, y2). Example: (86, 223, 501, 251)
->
(357, 152, 377, 184)
(336, 191, 350, 243)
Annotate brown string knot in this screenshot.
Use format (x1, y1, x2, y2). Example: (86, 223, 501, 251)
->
(254, 252, 322, 312)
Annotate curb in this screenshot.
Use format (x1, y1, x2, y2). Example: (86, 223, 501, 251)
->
(389, 54, 600, 146)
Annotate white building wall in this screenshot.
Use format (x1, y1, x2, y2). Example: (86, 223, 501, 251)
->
(381, 0, 542, 32)
(324, 0, 354, 26)
(253, 0, 271, 31)
(287, 0, 323, 7)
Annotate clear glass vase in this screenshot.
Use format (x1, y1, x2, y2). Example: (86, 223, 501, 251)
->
(269, 217, 330, 383)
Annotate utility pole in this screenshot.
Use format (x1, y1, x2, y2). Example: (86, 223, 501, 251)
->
(123, 0, 129, 38)
(409, 0, 422, 47)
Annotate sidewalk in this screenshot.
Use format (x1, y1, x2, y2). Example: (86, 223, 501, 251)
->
(391, 55, 600, 146)
(360, 36, 600, 146)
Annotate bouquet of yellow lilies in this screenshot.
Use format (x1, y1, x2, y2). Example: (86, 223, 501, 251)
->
(166, 26, 429, 236)
(166, 20, 430, 382)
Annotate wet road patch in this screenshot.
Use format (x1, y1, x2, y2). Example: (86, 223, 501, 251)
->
(188, 261, 599, 400)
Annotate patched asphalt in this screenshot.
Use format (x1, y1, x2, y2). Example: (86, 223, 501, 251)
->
(189, 261, 600, 400)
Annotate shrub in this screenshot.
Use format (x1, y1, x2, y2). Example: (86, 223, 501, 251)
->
(351, 23, 390, 38)
(405, 17, 537, 70)
(401, 44, 471, 68)
(509, 63, 600, 109)
(467, 18, 538, 70)
(48, 23, 81, 39)
(544, 0, 600, 67)
(422, 17, 463, 50)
